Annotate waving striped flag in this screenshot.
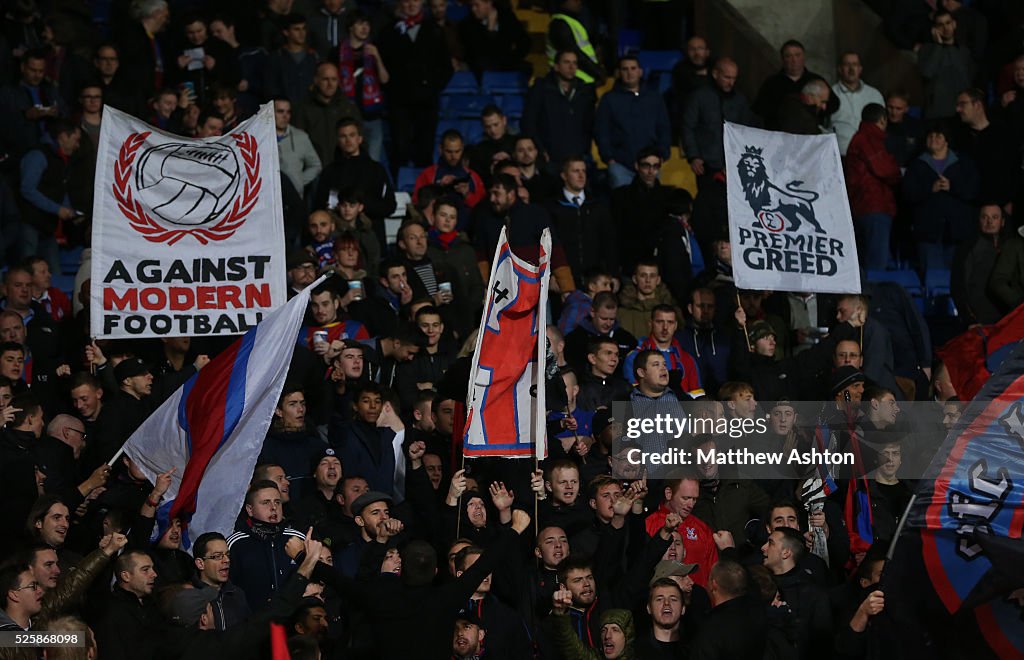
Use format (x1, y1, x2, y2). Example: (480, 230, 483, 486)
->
(123, 276, 321, 549)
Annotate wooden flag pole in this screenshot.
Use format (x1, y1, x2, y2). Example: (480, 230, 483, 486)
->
(737, 291, 752, 352)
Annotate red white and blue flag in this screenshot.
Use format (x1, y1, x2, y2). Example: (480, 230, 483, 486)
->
(123, 276, 319, 549)
(899, 339, 1024, 656)
(463, 227, 551, 459)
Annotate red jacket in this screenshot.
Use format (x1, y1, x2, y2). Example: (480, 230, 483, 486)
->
(413, 163, 486, 209)
(645, 502, 719, 588)
(844, 121, 901, 217)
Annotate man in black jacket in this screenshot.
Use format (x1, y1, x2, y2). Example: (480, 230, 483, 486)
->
(378, 0, 452, 167)
(361, 508, 532, 659)
(94, 550, 163, 659)
(314, 117, 396, 247)
(689, 560, 767, 658)
(100, 357, 156, 464)
(546, 156, 618, 285)
(191, 531, 250, 631)
(471, 174, 577, 296)
(167, 532, 322, 659)
(453, 546, 533, 660)
(762, 528, 832, 658)
(752, 39, 838, 130)
(522, 50, 596, 169)
(611, 147, 677, 277)
(459, 0, 530, 77)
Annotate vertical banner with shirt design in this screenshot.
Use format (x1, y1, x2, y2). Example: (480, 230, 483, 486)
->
(463, 227, 551, 459)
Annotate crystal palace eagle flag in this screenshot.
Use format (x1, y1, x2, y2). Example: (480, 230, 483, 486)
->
(903, 339, 1024, 656)
(463, 227, 551, 458)
(90, 104, 285, 339)
(121, 276, 318, 550)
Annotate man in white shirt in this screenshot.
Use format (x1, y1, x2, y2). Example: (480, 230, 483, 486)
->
(829, 52, 883, 155)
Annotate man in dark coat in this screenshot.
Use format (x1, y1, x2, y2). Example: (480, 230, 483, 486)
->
(953, 205, 1012, 325)
(689, 560, 768, 658)
(378, 0, 452, 167)
(611, 147, 677, 277)
(361, 510, 533, 659)
(458, 0, 529, 76)
(753, 40, 838, 130)
(522, 50, 596, 169)
(545, 156, 618, 285)
(94, 551, 166, 660)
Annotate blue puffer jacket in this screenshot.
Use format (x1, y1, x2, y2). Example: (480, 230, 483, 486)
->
(594, 82, 671, 166)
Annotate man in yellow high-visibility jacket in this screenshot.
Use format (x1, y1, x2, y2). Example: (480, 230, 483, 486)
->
(546, 0, 604, 84)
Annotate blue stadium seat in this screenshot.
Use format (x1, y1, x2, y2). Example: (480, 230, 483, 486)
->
(481, 71, 528, 96)
(923, 269, 955, 316)
(442, 94, 496, 119)
(647, 71, 673, 95)
(617, 29, 642, 56)
(637, 50, 681, 74)
(463, 120, 484, 145)
(59, 245, 84, 275)
(924, 268, 951, 296)
(441, 71, 479, 96)
(866, 269, 923, 296)
(497, 94, 524, 119)
(396, 167, 423, 194)
(52, 273, 75, 299)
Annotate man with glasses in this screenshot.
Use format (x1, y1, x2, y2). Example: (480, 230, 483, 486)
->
(192, 531, 250, 630)
(34, 413, 109, 503)
(610, 146, 676, 277)
(0, 563, 43, 632)
(92, 43, 142, 117)
(682, 57, 759, 190)
(287, 249, 319, 299)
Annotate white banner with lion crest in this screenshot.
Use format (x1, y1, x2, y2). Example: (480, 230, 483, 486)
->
(724, 122, 860, 295)
(91, 104, 285, 338)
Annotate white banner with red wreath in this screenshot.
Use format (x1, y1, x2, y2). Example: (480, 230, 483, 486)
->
(90, 104, 286, 339)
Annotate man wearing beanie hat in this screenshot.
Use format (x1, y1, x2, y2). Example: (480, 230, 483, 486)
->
(359, 509, 533, 659)
(830, 365, 866, 403)
(733, 305, 861, 402)
(550, 587, 638, 660)
(291, 447, 344, 532)
(101, 356, 157, 461)
(287, 248, 318, 298)
(452, 609, 487, 660)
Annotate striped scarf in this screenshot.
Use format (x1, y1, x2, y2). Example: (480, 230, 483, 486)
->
(339, 40, 383, 111)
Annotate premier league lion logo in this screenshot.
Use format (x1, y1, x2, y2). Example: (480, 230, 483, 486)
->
(113, 131, 262, 245)
(737, 146, 825, 234)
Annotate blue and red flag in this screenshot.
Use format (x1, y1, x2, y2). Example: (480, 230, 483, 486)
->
(900, 339, 1024, 657)
(463, 227, 551, 459)
(937, 301, 1024, 403)
(123, 276, 319, 549)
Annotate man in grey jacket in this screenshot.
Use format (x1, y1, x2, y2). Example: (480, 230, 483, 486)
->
(918, 10, 973, 120)
(275, 98, 322, 198)
(682, 58, 760, 190)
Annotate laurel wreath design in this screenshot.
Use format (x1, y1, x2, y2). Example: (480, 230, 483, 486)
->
(112, 131, 262, 245)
